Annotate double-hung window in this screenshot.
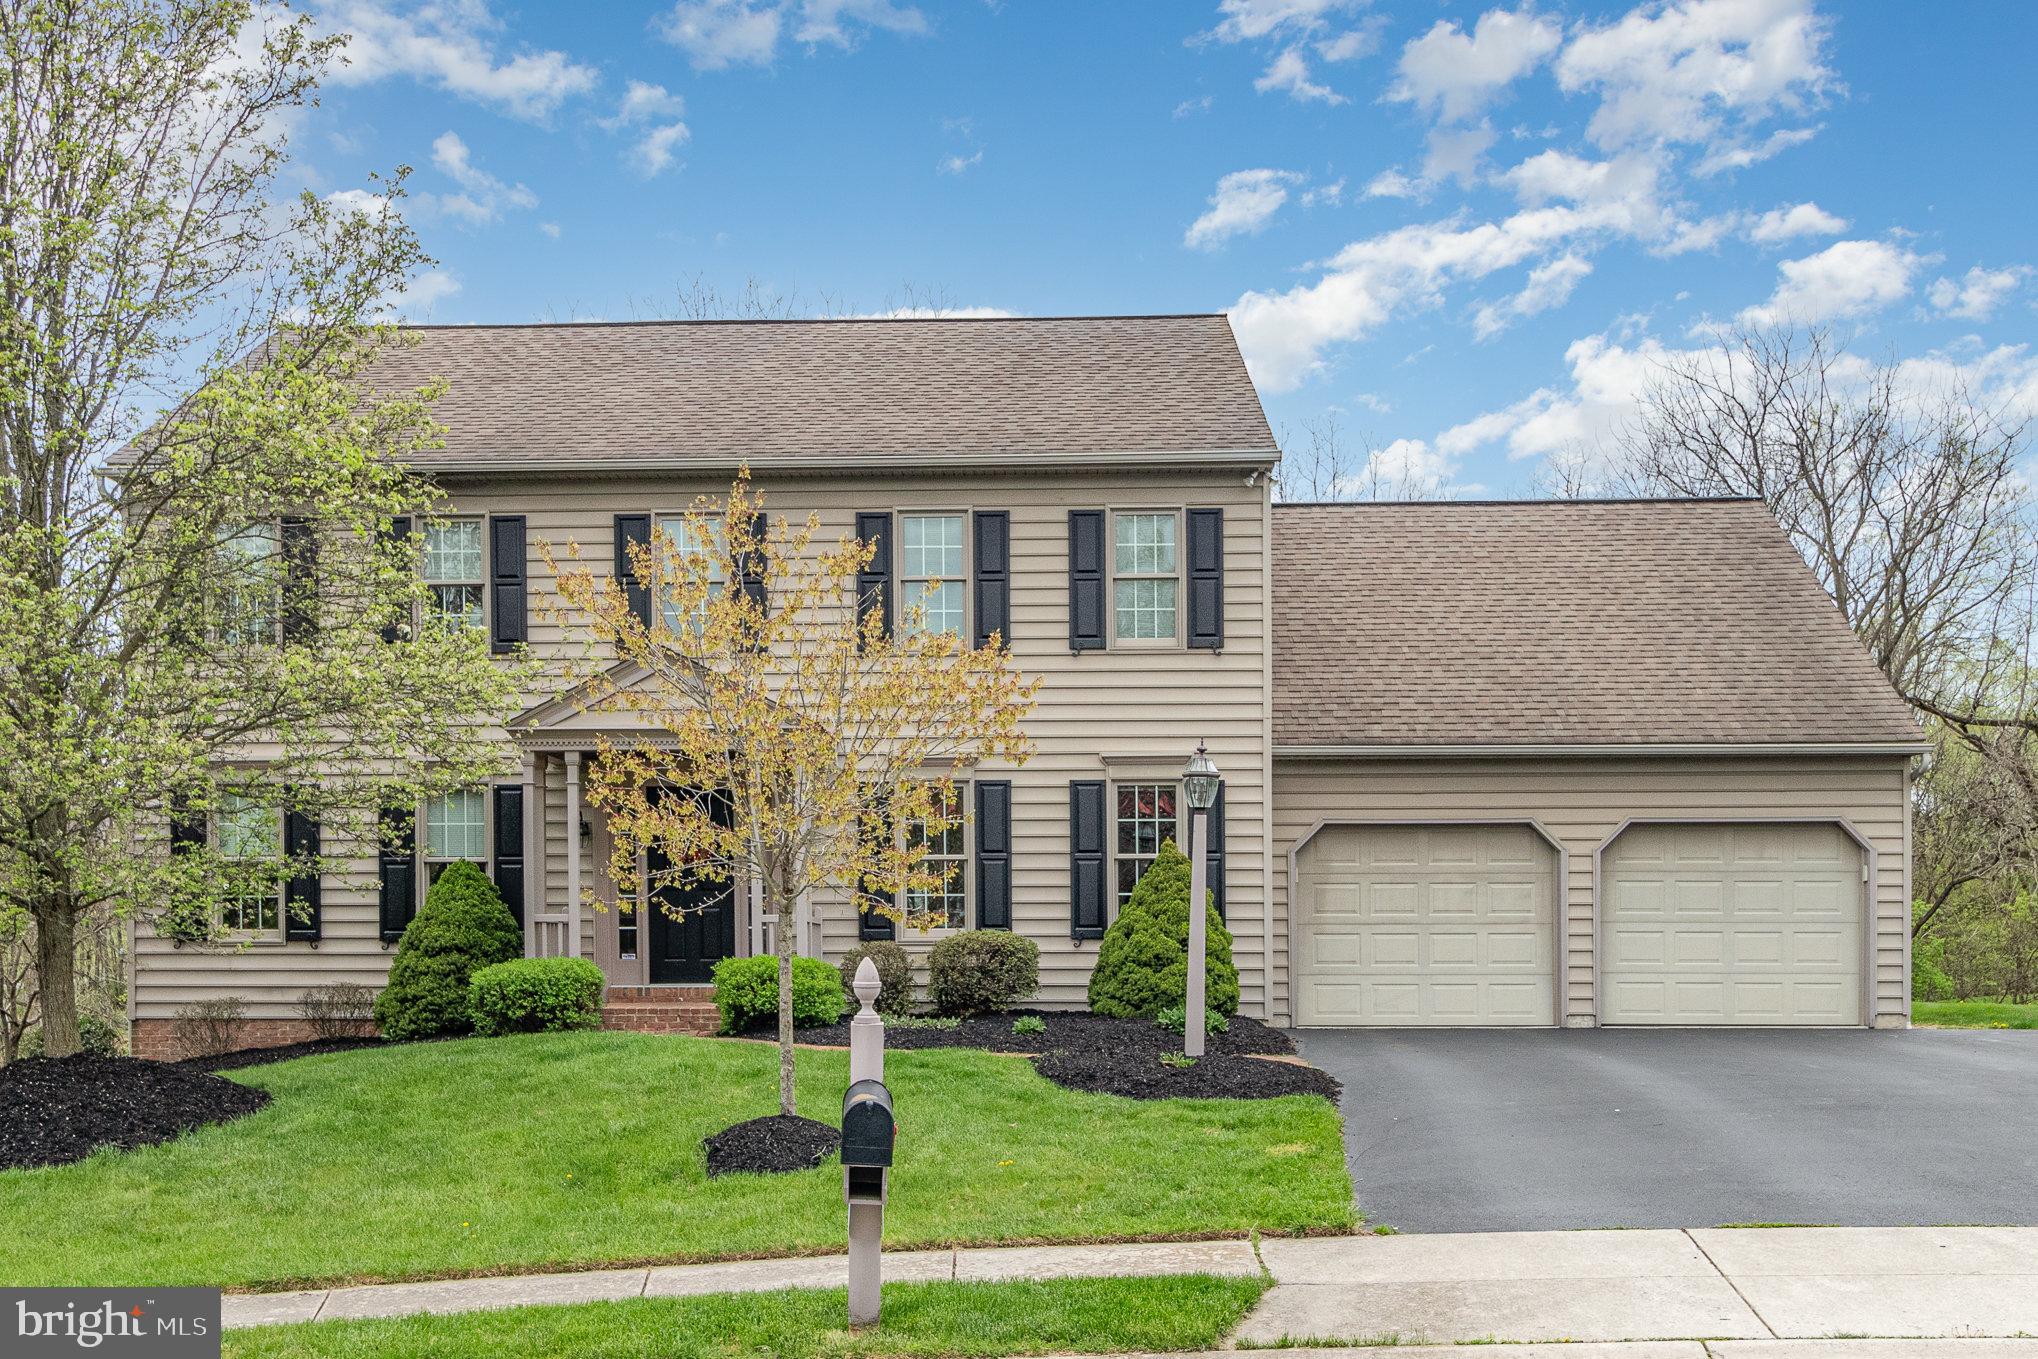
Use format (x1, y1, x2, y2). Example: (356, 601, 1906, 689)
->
(1112, 511, 1179, 644)
(900, 513, 965, 639)
(422, 520, 485, 631)
(423, 790, 487, 888)
(217, 795, 283, 936)
(903, 783, 967, 928)
(655, 514, 725, 637)
(220, 524, 281, 646)
(1114, 782, 1179, 906)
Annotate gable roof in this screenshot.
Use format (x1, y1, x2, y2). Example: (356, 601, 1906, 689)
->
(1272, 498, 1922, 751)
(346, 314, 1276, 472)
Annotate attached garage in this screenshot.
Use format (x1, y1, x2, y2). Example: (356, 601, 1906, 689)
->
(1600, 822, 1866, 1026)
(1293, 823, 1557, 1026)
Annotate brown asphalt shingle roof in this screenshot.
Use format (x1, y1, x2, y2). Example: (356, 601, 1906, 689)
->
(1272, 499, 1921, 749)
(352, 315, 1276, 467)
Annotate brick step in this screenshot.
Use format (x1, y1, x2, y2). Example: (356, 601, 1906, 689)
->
(601, 1000, 721, 1037)
(605, 985, 716, 1003)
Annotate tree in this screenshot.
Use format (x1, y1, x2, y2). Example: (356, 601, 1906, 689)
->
(544, 473, 1037, 1114)
(0, 0, 525, 1055)
(1275, 412, 1451, 501)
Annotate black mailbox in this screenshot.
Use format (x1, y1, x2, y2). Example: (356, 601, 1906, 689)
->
(841, 1079, 895, 1168)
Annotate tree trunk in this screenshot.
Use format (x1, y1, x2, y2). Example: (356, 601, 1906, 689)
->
(33, 903, 80, 1058)
(773, 883, 797, 1117)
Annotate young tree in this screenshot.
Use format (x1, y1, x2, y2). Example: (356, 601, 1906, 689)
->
(0, 0, 525, 1055)
(545, 474, 1038, 1114)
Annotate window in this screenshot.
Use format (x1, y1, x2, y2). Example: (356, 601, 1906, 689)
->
(900, 513, 965, 639)
(422, 520, 485, 631)
(904, 783, 967, 928)
(617, 898, 639, 960)
(217, 796, 283, 935)
(1114, 783, 1178, 906)
(655, 513, 725, 636)
(424, 790, 487, 887)
(220, 524, 280, 646)
(1112, 512, 1178, 643)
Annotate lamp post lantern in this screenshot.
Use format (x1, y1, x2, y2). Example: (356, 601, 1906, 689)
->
(1182, 742, 1221, 1059)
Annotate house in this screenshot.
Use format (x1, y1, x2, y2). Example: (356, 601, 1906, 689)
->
(127, 315, 1924, 1056)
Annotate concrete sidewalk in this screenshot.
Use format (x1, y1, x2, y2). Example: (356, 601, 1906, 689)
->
(1136, 1346, 2038, 1358)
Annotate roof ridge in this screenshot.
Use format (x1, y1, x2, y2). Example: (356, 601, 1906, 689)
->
(385, 313, 1231, 332)
(1273, 496, 1763, 508)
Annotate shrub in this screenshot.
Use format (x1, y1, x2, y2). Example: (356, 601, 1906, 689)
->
(711, 954, 846, 1033)
(19, 1013, 124, 1059)
(469, 957, 606, 1036)
(296, 982, 376, 1040)
(170, 997, 245, 1059)
(837, 941, 914, 1016)
(1155, 1002, 1230, 1036)
(1011, 1014, 1047, 1036)
(927, 930, 1039, 1016)
(372, 860, 523, 1040)
(1088, 839, 1239, 1020)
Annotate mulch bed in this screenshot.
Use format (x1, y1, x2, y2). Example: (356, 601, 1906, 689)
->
(703, 1114, 841, 1177)
(184, 1037, 389, 1073)
(1031, 1048, 1343, 1102)
(0, 1055, 271, 1171)
(787, 1010, 1297, 1058)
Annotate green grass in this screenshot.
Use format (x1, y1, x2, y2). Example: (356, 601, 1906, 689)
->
(0, 1031, 1350, 1289)
(1912, 999, 2038, 1029)
(223, 1275, 1268, 1359)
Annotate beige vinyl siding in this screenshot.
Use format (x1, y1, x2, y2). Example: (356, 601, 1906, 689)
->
(1271, 755, 1912, 1030)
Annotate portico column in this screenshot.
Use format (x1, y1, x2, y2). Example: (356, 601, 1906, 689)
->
(520, 751, 540, 959)
(565, 750, 583, 961)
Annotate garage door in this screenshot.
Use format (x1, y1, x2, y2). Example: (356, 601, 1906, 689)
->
(1293, 824, 1557, 1027)
(1601, 823, 1863, 1026)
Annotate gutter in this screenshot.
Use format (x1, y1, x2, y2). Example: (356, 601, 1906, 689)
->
(412, 447, 1281, 477)
(1273, 741, 1930, 760)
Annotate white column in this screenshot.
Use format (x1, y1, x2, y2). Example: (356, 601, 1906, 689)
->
(521, 751, 540, 959)
(1186, 805, 1209, 1060)
(565, 751, 583, 961)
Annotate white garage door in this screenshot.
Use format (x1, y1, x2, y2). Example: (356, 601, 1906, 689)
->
(1601, 823, 1864, 1026)
(1293, 824, 1557, 1027)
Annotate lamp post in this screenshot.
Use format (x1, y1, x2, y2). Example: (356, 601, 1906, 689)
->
(1182, 741, 1221, 1059)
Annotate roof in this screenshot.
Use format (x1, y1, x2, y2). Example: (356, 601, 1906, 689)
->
(342, 314, 1277, 471)
(1271, 498, 1921, 751)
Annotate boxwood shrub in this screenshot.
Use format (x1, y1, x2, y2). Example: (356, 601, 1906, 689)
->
(372, 860, 523, 1040)
(837, 940, 914, 1016)
(469, 957, 606, 1036)
(711, 954, 847, 1033)
(1088, 838, 1239, 1019)
(927, 929, 1039, 1016)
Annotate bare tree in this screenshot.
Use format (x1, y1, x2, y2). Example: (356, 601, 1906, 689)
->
(1276, 413, 1449, 501)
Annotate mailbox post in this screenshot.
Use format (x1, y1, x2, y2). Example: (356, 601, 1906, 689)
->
(841, 958, 893, 1327)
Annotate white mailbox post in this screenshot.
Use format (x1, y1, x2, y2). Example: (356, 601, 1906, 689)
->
(841, 958, 891, 1327)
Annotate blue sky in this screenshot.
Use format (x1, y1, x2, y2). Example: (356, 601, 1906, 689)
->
(296, 0, 2038, 495)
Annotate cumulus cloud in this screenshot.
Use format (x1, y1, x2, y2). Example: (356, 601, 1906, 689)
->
(1735, 239, 1926, 327)
(1927, 265, 2031, 323)
(938, 149, 984, 175)
(1389, 7, 1562, 124)
(1202, 0, 1375, 104)
(1363, 168, 1421, 199)
(1186, 169, 1303, 249)
(1471, 253, 1593, 340)
(1255, 47, 1344, 103)
(601, 81, 692, 177)
(1746, 200, 1847, 243)
(320, 0, 598, 121)
(1694, 124, 1820, 176)
(422, 130, 537, 224)
(656, 0, 924, 70)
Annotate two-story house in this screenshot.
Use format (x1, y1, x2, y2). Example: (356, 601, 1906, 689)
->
(128, 315, 1923, 1056)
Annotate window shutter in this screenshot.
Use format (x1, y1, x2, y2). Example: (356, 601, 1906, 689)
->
(854, 511, 893, 645)
(1067, 511, 1106, 652)
(972, 511, 1010, 649)
(378, 806, 417, 944)
(738, 508, 770, 630)
(378, 515, 411, 643)
(492, 785, 525, 927)
(975, 780, 1013, 929)
(169, 797, 206, 855)
(614, 514, 652, 626)
(1069, 780, 1106, 939)
(489, 515, 527, 654)
(859, 784, 896, 940)
(284, 807, 322, 942)
(280, 516, 317, 642)
(1204, 782, 1227, 920)
(1186, 508, 1224, 651)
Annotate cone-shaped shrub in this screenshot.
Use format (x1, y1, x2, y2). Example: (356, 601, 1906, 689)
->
(1087, 838, 1238, 1019)
(372, 860, 523, 1040)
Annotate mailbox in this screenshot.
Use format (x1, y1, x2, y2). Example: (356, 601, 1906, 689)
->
(841, 1079, 895, 1168)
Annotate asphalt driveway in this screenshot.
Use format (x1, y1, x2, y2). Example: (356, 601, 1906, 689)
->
(1294, 1027, 2038, 1234)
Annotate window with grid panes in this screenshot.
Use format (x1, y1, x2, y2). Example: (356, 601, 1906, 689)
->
(1112, 512, 1178, 642)
(1114, 782, 1179, 905)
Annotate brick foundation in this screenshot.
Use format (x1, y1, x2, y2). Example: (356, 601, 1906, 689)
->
(600, 984, 720, 1036)
(130, 1017, 376, 1062)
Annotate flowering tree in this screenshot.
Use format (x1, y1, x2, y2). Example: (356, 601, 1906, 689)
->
(546, 474, 1037, 1114)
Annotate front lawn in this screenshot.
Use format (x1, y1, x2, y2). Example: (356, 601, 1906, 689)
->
(1913, 998, 2038, 1029)
(224, 1274, 1268, 1359)
(0, 1031, 1350, 1289)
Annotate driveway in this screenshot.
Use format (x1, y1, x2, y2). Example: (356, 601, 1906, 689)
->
(1294, 1027, 2038, 1233)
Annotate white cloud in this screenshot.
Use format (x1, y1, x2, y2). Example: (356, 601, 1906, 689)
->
(538, 221, 561, 239)
(1694, 123, 1819, 176)
(370, 267, 462, 322)
(422, 130, 537, 223)
(601, 81, 692, 177)
(656, 0, 924, 70)
(1301, 178, 1346, 208)
(606, 79, 687, 127)
(1255, 47, 1344, 103)
(938, 149, 984, 175)
(1208, 0, 1366, 44)
(1203, 0, 1370, 104)
(1928, 265, 2031, 323)
(1422, 124, 1497, 185)
(320, 1, 598, 121)
(1363, 168, 1421, 199)
(1316, 20, 1385, 62)
(1173, 95, 1214, 118)
(1736, 239, 1926, 327)
(1472, 253, 1593, 340)
(323, 187, 389, 218)
(631, 123, 692, 177)
(1186, 169, 1302, 250)
(1390, 7, 1562, 124)
(1747, 200, 1847, 243)
(856, 305, 1017, 319)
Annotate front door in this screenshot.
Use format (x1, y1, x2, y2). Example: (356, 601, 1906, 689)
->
(645, 787, 736, 984)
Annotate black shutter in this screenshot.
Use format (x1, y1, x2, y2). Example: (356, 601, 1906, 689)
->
(855, 511, 893, 646)
(1068, 511, 1106, 652)
(1069, 780, 1106, 939)
(169, 796, 206, 855)
(489, 515, 527, 654)
(614, 514, 652, 626)
(378, 806, 417, 944)
(280, 516, 317, 643)
(284, 807, 322, 942)
(1204, 782, 1226, 920)
(975, 780, 1012, 929)
(1186, 508, 1224, 651)
(738, 509, 769, 630)
(378, 515, 411, 643)
(972, 511, 1010, 649)
(859, 784, 896, 939)
(492, 785, 525, 927)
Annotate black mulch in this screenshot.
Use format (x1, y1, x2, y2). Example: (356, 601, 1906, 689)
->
(787, 1010, 1297, 1058)
(184, 1037, 389, 1073)
(1031, 1048, 1343, 1102)
(0, 1055, 271, 1171)
(703, 1114, 842, 1177)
